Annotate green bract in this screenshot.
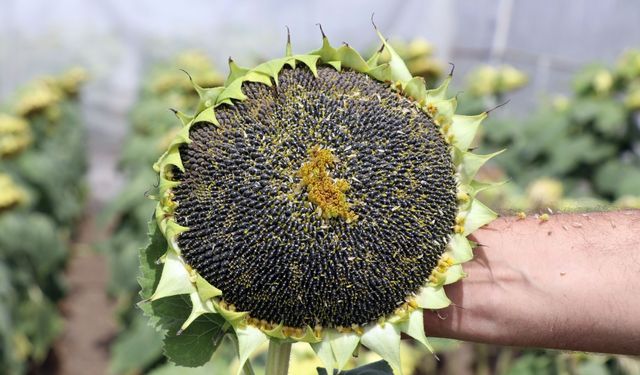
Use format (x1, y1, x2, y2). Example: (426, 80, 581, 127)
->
(141, 26, 499, 374)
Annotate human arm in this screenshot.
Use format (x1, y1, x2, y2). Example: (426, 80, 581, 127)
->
(423, 210, 640, 355)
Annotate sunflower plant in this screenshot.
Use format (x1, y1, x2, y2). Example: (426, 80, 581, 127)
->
(140, 24, 500, 375)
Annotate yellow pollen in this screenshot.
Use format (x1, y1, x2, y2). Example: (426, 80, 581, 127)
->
(426, 103, 437, 116)
(407, 299, 418, 309)
(429, 253, 456, 286)
(456, 191, 470, 203)
(351, 324, 364, 335)
(298, 145, 358, 223)
(314, 324, 323, 338)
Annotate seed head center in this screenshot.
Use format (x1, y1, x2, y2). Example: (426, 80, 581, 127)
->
(297, 145, 358, 223)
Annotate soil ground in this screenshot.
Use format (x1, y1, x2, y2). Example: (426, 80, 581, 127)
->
(56, 205, 117, 375)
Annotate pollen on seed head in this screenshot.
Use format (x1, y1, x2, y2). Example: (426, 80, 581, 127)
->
(298, 145, 357, 222)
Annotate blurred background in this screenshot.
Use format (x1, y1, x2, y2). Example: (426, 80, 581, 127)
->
(1, 0, 639, 374)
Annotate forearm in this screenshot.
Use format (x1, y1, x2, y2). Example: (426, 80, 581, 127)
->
(424, 210, 640, 355)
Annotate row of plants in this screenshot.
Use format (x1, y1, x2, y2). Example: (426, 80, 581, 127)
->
(0, 69, 88, 374)
(475, 50, 640, 213)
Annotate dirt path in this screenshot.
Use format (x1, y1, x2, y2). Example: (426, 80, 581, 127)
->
(57, 206, 117, 375)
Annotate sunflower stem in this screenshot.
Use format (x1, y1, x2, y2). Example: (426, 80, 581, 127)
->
(265, 339, 292, 375)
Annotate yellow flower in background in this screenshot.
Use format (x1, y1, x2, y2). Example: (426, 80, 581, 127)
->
(0, 114, 32, 158)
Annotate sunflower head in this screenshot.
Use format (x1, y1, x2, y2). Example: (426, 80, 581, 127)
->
(140, 25, 499, 374)
(14, 80, 63, 117)
(55, 67, 88, 97)
(0, 114, 32, 158)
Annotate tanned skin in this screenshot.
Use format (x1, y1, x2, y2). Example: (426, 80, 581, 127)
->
(424, 210, 640, 355)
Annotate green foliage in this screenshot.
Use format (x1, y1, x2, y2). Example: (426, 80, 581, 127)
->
(456, 64, 528, 117)
(109, 313, 164, 375)
(479, 50, 640, 204)
(3, 71, 88, 228)
(13, 102, 87, 226)
(0, 213, 68, 373)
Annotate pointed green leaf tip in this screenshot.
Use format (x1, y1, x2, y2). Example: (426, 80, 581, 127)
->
(311, 24, 338, 63)
(450, 113, 487, 151)
(311, 340, 335, 375)
(400, 309, 434, 353)
(150, 251, 194, 301)
(464, 199, 498, 236)
(417, 285, 451, 310)
(329, 330, 360, 370)
(373, 21, 412, 82)
(180, 291, 216, 330)
(448, 234, 473, 264)
(457, 149, 505, 185)
(285, 26, 293, 57)
(235, 326, 268, 375)
(226, 58, 249, 85)
(361, 324, 403, 375)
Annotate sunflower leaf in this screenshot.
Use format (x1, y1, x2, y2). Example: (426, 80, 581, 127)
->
(164, 312, 226, 367)
(374, 28, 412, 82)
